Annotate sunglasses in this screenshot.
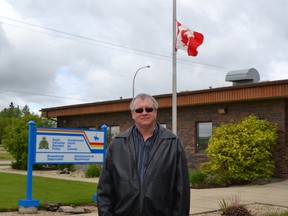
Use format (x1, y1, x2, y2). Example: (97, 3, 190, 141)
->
(134, 107, 154, 113)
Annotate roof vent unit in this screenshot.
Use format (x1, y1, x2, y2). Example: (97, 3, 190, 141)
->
(225, 68, 260, 86)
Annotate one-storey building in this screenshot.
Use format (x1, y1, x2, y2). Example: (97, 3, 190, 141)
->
(41, 69, 288, 178)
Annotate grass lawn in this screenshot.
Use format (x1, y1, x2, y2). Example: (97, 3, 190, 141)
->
(270, 213, 288, 216)
(0, 172, 97, 211)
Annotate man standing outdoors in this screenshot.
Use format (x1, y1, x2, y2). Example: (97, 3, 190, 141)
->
(97, 93, 190, 216)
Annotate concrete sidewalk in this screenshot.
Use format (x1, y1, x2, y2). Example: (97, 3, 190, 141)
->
(190, 179, 288, 214)
(82, 179, 288, 215)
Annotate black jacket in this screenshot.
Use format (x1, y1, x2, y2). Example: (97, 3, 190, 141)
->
(97, 124, 190, 216)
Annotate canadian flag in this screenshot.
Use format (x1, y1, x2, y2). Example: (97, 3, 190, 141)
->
(176, 21, 204, 56)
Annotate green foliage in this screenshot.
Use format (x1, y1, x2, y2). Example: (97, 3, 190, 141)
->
(200, 114, 278, 185)
(0, 172, 96, 211)
(0, 117, 11, 144)
(0, 103, 33, 144)
(219, 195, 240, 212)
(0, 102, 22, 118)
(219, 198, 229, 213)
(2, 112, 53, 170)
(268, 211, 288, 216)
(189, 170, 206, 186)
(85, 164, 101, 178)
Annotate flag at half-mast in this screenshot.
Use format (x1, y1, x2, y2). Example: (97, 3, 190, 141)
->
(176, 21, 204, 56)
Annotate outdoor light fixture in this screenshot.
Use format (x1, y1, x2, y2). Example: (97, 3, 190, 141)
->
(218, 108, 227, 114)
(132, 65, 151, 98)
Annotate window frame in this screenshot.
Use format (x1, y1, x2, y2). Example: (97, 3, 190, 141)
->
(196, 121, 212, 153)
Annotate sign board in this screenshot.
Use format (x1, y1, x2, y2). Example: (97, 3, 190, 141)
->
(18, 121, 107, 208)
(35, 127, 106, 164)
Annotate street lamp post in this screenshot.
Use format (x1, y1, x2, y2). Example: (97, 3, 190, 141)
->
(132, 65, 151, 98)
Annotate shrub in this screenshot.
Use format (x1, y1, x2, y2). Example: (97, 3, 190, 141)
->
(222, 205, 252, 216)
(85, 164, 101, 178)
(200, 114, 277, 186)
(219, 195, 252, 216)
(189, 170, 206, 186)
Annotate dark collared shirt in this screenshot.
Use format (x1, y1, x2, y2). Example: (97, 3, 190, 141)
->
(132, 124, 158, 184)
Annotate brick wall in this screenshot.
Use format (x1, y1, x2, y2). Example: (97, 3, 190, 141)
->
(58, 98, 288, 178)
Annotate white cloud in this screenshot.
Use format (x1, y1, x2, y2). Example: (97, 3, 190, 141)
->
(0, 0, 287, 112)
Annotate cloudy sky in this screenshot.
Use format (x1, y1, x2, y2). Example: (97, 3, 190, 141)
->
(0, 0, 288, 114)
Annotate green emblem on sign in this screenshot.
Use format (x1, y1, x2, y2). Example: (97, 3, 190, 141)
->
(39, 137, 49, 149)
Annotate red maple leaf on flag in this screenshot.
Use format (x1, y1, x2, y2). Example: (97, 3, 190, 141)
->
(176, 21, 204, 56)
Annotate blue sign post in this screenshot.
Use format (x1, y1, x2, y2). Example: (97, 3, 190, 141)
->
(18, 121, 107, 209)
(18, 121, 40, 208)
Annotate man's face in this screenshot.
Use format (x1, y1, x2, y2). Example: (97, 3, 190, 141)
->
(131, 98, 157, 129)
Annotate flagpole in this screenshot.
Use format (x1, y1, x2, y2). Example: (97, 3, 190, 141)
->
(172, 0, 177, 134)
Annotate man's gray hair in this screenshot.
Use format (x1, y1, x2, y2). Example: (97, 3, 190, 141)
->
(130, 93, 159, 111)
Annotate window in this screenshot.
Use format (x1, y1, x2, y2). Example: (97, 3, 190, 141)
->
(106, 126, 120, 145)
(110, 126, 120, 140)
(196, 122, 212, 153)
